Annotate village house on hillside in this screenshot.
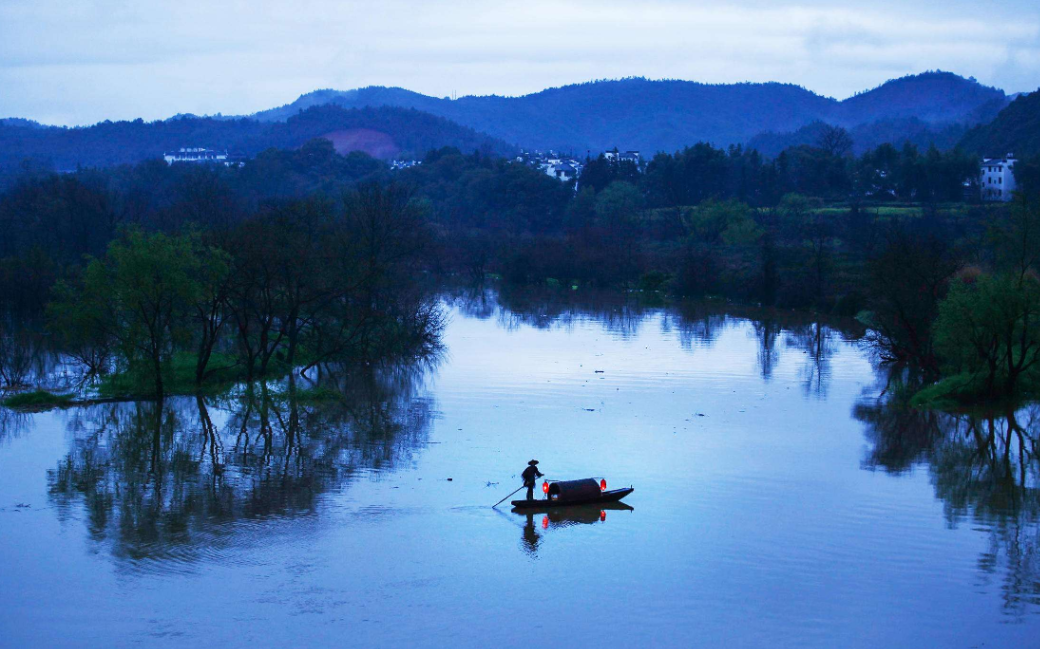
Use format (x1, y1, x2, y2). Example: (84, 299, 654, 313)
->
(604, 148, 640, 164)
(515, 149, 584, 183)
(980, 154, 1017, 202)
(163, 147, 244, 167)
(548, 162, 578, 181)
(515, 147, 643, 184)
(390, 159, 422, 170)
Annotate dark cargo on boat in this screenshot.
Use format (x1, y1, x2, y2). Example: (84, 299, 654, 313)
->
(510, 477, 633, 510)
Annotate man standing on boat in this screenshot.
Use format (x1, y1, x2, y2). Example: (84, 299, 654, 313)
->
(522, 460, 544, 501)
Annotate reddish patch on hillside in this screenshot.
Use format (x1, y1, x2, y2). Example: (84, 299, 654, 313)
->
(321, 129, 400, 159)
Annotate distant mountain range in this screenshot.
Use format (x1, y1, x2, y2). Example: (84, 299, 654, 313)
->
(1, 71, 1035, 174)
(0, 105, 511, 171)
(253, 71, 1010, 154)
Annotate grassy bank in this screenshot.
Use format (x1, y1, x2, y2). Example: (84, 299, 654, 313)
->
(910, 371, 1040, 410)
(1, 390, 74, 410)
(96, 351, 306, 399)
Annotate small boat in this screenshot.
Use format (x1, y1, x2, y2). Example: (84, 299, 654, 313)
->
(510, 478, 633, 510)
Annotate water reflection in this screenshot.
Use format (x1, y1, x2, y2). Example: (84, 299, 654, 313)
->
(786, 321, 836, 398)
(856, 396, 1040, 614)
(512, 503, 635, 558)
(449, 282, 863, 398)
(0, 318, 48, 387)
(5, 284, 1040, 644)
(0, 318, 82, 394)
(449, 284, 652, 337)
(0, 405, 30, 445)
(46, 370, 434, 570)
(669, 302, 727, 351)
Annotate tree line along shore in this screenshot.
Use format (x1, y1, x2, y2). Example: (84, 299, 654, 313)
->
(1, 136, 1039, 405)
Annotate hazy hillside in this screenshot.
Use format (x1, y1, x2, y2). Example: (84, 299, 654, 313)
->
(748, 118, 969, 157)
(837, 72, 1006, 125)
(256, 72, 1007, 155)
(0, 105, 512, 171)
(0, 118, 46, 129)
(958, 90, 1040, 157)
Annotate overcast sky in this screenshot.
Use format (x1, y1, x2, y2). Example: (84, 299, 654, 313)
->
(2, 0, 1039, 126)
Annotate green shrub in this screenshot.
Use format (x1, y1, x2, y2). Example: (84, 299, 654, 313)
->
(2, 390, 74, 409)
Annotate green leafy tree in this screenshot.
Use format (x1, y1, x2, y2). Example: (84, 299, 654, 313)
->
(594, 181, 643, 235)
(683, 199, 761, 246)
(988, 195, 1040, 281)
(49, 228, 206, 396)
(779, 193, 829, 304)
(189, 237, 232, 385)
(594, 181, 644, 282)
(864, 222, 963, 375)
(934, 273, 1040, 398)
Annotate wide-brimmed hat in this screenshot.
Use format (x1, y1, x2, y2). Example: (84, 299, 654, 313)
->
(528, 459, 539, 465)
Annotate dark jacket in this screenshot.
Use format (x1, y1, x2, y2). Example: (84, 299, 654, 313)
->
(521, 465, 544, 486)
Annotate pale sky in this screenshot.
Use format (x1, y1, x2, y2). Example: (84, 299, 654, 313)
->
(2, 0, 1039, 126)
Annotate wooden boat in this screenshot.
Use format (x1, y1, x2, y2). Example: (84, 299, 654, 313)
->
(510, 478, 633, 510)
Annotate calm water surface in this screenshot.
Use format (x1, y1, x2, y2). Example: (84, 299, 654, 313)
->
(1, 289, 1038, 648)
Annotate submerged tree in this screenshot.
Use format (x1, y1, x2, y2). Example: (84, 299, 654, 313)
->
(933, 272, 1040, 398)
(49, 228, 224, 396)
(863, 220, 964, 377)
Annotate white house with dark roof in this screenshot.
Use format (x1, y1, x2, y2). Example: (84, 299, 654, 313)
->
(547, 162, 578, 182)
(164, 147, 228, 165)
(980, 154, 1016, 202)
(604, 148, 640, 164)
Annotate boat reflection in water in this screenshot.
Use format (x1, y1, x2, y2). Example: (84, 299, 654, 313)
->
(514, 502, 634, 557)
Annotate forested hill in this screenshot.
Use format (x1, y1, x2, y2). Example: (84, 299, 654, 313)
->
(0, 105, 512, 171)
(958, 90, 1040, 157)
(255, 72, 1007, 154)
(747, 118, 971, 157)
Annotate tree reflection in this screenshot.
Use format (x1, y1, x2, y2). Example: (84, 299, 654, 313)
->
(753, 317, 782, 381)
(47, 368, 433, 569)
(0, 405, 31, 445)
(786, 321, 835, 398)
(446, 284, 865, 399)
(448, 284, 497, 321)
(671, 302, 727, 350)
(0, 316, 84, 393)
(449, 283, 651, 337)
(856, 396, 1040, 614)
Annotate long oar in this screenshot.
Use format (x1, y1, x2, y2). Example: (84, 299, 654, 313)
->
(492, 485, 525, 508)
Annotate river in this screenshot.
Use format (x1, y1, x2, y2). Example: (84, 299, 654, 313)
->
(1, 287, 1037, 648)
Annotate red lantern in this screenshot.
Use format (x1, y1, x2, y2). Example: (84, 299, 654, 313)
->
(600, 479, 607, 491)
(542, 481, 550, 494)
(541, 515, 549, 529)
(600, 510, 606, 521)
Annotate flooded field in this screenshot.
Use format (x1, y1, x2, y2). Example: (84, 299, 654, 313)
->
(1, 288, 1037, 648)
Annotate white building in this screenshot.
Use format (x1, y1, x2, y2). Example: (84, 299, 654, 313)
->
(546, 162, 578, 182)
(163, 147, 229, 165)
(980, 154, 1017, 202)
(604, 149, 640, 164)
